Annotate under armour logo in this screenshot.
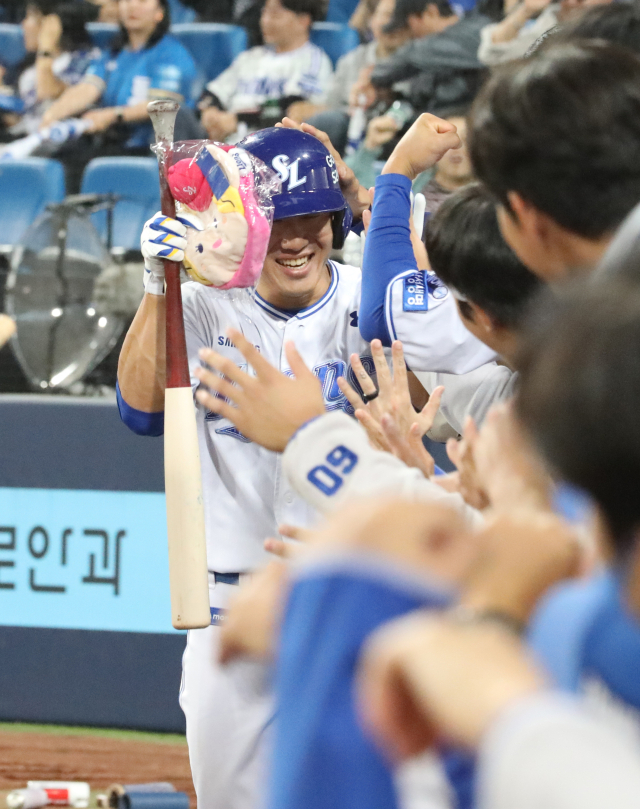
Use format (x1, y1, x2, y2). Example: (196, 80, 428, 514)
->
(350, 311, 358, 327)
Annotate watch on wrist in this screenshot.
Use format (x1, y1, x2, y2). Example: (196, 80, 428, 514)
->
(450, 605, 527, 636)
(37, 50, 54, 58)
(114, 107, 125, 123)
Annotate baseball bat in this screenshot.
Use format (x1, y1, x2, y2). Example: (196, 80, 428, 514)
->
(148, 99, 210, 630)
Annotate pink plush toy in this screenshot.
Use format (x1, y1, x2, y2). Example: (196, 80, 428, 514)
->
(167, 142, 273, 290)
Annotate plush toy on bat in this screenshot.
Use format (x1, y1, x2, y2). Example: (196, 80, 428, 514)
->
(167, 142, 277, 289)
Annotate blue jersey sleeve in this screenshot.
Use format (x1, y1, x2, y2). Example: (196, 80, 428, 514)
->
(270, 555, 453, 809)
(84, 50, 108, 85)
(116, 381, 165, 437)
(359, 173, 417, 345)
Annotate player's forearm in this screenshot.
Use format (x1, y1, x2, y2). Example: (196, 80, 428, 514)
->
(41, 81, 101, 126)
(360, 174, 417, 344)
(117, 292, 166, 412)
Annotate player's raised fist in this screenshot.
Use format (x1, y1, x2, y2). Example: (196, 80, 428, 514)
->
(382, 113, 462, 181)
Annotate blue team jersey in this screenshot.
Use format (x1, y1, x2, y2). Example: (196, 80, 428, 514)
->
(529, 568, 640, 710)
(84, 34, 197, 147)
(270, 556, 453, 809)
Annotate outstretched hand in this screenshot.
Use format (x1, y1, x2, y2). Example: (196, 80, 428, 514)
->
(195, 328, 325, 452)
(277, 117, 372, 220)
(337, 339, 444, 477)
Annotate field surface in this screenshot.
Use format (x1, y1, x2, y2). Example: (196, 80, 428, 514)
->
(0, 724, 194, 807)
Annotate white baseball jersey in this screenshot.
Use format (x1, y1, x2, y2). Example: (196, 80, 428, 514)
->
(182, 260, 371, 577)
(206, 42, 333, 113)
(383, 270, 497, 374)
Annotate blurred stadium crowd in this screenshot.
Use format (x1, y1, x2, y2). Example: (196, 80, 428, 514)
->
(0, 0, 624, 390)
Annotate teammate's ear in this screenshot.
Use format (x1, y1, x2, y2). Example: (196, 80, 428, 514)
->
(469, 304, 494, 335)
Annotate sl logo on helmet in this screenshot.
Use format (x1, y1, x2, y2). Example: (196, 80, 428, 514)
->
(272, 155, 307, 191)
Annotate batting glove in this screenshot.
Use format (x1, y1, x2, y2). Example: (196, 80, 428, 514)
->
(141, 213, 189, 296)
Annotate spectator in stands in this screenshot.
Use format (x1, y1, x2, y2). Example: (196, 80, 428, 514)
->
(0, 0, 97, 139)
(477, 0, 612, 65)
(287, 0, 411, 153)
(87, 0, 120, 22)
(40, 0, 197, 191)
(346, 105, 472, 199)
(349, 0, 381, 37)
(542, 0, 640, 53)
(418, 106, 472, 212)
(176, 0, 265, 46)
(469, 40, 640, 281)
(198, 0, 332, 143)
(358, 0, 491, 117)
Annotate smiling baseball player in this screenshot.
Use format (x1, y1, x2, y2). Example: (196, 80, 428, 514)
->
(116, 126, 377, 809)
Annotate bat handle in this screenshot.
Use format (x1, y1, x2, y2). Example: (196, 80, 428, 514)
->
(148, 100, 190, 390)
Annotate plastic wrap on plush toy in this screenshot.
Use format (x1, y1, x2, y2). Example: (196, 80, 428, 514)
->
(153, 139, 281, 290)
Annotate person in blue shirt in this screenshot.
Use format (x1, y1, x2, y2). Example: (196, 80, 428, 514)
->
(41, 0, 197, 190)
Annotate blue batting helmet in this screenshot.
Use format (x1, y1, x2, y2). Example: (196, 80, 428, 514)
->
(238, 127, 353, 249)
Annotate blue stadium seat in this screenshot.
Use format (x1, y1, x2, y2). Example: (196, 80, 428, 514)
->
(0, 159, 65, 249)
(311, 22, 359, 66)
(326, 0, 360, 23)
(171, 23, 248, 84)
(87, 22, 118, 50)
(167, 0, 196, 24)
(0, 23, 25, 67)
(80, 158, 161, 252)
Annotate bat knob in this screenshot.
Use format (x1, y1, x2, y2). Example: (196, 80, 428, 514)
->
(148, 99, 180, 144)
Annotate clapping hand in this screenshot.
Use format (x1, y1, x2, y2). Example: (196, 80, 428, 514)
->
(338, 339, 444, 478)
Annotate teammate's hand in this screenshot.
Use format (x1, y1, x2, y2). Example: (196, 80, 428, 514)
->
(219, 561, 289, 664)
(446, 418, 491, 511)
(357, 612, 545, 760)
(195, 328, 326, 452)
(461, 509, 582, 624)
(277, 117, 372, 220)
(264, 523, 314, 559)
(382, 113, 461, 181)
(337, 339, 444, 477)
(473, 402, 553, 514)
(140, 212, 189, 295)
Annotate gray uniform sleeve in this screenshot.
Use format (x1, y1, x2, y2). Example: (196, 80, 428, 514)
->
(478, 692, 640, 809)
(282, 411, 483, 527)
(415, 364, 517, 434)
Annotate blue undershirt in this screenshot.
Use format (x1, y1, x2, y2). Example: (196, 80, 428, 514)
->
(116, 381, 164, 437)
(359, 173, 417, 346)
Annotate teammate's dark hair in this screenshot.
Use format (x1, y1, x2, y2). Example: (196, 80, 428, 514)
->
(281, 0, 328, 22)
(548, 2, 640, 55)
(425, 183, 543, 329)
(469, 41, 640, 239)
(516, 280, 640, 555)
(110, 0, 170, 53)
(430, 0, 454, 17)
